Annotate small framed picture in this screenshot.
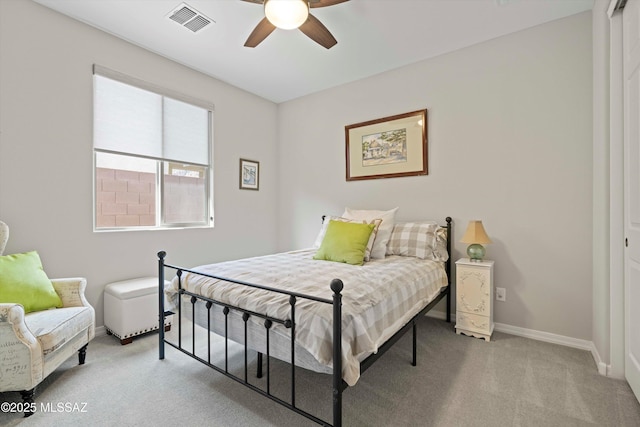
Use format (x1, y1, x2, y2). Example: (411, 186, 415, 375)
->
(239, 158, 259, 190)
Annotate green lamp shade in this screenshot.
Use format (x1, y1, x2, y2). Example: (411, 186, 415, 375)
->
(466, 243, 486, 261)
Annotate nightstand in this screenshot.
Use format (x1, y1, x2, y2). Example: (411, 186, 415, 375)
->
(455, 258, 495, 341)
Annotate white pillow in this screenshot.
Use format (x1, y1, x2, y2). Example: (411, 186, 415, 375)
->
(435, 226, 449, 261)
(313, 216, 382, 261)
(342, 207, 399, 259)
(313, 216, 340, 249)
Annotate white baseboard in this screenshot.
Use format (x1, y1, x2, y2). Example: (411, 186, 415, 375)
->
(493, 321, 592, 351)
(494, 322, 613, 377)
(590, 341, 611, 376)
(426, 310, 608, 376)
(101, 309, 610, 377)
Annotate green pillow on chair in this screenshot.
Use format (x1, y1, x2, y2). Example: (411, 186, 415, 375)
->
(313, 220, 375, 266)
(0, 251, 63, 313)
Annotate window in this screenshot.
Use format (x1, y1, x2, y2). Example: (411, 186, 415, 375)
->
(93, 66, 213, 230)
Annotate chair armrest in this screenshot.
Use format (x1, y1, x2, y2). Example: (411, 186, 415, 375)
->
(0, 303, 38, 345)
(52, 278, 96, 341)
(0, 304, 43, 391)
(51, 277, 91, 308)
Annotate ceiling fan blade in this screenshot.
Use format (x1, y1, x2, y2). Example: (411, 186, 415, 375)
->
(309, 0, 349, 8)
(299, 14, 337, 49)
(244, 17, 276, 47)
(240, 0, 264, 4)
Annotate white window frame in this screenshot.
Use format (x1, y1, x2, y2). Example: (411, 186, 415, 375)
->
(92, 65, 214, 231)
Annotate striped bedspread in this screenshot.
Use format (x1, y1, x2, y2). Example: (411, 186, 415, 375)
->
(166, 248, 447, 386)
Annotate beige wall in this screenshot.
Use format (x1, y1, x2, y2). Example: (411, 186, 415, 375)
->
(0, 0, 596, 343)
(277, 12, 593, 340)
(0, 0, 279, 327)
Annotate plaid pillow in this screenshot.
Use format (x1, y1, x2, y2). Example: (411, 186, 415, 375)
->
(386, 222, 448, 261)
(314, 216, 382, 261)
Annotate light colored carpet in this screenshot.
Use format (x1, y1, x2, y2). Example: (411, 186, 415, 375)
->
(1, 316, 639, 427)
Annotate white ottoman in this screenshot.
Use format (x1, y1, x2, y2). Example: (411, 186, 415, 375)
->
(104, 277, 171, 345)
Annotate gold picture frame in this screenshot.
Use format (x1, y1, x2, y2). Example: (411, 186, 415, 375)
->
(239, 158, 259, 190)
(345, 109, 427, 181)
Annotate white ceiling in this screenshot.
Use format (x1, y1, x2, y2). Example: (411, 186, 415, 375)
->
(33, 0, 594, 103)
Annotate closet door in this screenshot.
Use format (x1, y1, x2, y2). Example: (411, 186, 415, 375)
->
(623, 0, 640, 401)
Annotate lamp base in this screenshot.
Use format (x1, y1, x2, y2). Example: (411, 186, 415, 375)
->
(466, 244, 486, 262)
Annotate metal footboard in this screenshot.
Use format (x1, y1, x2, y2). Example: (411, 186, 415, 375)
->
(158, 251, 344, 426)
(157, 217, 452, 427)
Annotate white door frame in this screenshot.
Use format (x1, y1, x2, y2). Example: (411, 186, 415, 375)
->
(609, 0, 625, 380)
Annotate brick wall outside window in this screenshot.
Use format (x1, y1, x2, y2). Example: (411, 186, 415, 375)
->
(96, 167, 156, 228)
(96, 167, 206, 228)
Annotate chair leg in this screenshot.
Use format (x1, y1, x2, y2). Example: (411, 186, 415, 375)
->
(78, 344, 88, 365)
(20, 388, 35, 417)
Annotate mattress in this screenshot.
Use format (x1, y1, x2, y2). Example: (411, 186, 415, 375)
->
(166, 248, 447, 386)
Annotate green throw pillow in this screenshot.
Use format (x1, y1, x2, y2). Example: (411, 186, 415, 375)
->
(313, 220, 375, 266)
(0, 251, 63, 313)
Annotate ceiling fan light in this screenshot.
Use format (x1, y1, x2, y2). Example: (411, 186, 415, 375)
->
(264, 0, 309, 30)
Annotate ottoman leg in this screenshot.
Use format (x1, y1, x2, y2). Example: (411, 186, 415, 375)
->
(120, 337, 133, 345)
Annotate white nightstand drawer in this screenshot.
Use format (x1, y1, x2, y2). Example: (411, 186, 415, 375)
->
(456, 311, 492, 335)
(457, 267, 491, 317)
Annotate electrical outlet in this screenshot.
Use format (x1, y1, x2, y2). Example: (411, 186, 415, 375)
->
(496, 287, 506, 302)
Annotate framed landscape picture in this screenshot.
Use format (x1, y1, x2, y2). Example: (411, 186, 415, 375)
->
(345, 109, 427, 181)
(239, 158, 259, 190)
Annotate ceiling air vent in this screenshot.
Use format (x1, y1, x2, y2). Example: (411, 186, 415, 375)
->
(167, 3, 213, 33)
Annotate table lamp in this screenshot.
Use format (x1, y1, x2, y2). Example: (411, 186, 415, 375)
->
(461, 220, 492, 261)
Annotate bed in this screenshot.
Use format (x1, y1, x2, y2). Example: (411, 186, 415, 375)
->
(158, 215, 452, 426)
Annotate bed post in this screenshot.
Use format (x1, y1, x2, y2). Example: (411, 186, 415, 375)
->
(158, 251, 166, 360)
(331, 278, 344, 427)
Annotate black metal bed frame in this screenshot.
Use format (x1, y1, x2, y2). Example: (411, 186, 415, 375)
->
(158, 217, 452, 427)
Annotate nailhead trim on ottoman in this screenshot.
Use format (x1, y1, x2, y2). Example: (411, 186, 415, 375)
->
(104, 277, 171, 345)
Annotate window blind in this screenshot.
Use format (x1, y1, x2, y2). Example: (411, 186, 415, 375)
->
(93, 66, 212, 165)
(163, 97, 209, 165)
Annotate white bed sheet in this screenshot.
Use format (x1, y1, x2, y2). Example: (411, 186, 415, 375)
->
(166, 248, 447, 386)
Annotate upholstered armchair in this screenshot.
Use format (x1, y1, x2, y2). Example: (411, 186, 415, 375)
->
(0, 221, 95, 417)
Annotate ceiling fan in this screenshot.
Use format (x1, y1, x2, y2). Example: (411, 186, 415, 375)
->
(242, 0, 349, 49)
